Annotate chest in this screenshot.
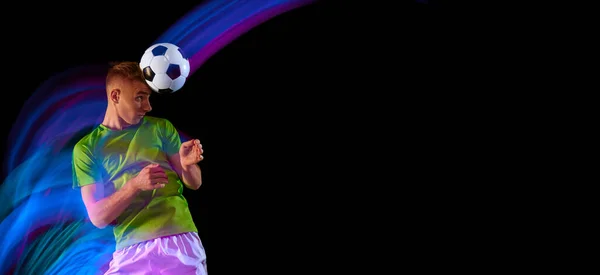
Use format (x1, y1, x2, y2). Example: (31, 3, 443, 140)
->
(99, 128, 166, 176)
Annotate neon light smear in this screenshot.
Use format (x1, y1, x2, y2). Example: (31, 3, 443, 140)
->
(0, 0, 317, 273)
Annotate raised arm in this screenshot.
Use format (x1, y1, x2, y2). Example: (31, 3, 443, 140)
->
(168, 139, 203, 190)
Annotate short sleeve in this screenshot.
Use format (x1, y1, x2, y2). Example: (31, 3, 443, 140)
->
(162, 119, 182, 156)
(72, 142, 101, 189)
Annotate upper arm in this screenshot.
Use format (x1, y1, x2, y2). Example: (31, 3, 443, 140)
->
(73, 140, 106, 213)
(72, 141, 102, 189)
(161, 119, 181, 156)
(162, 119, 183, 177)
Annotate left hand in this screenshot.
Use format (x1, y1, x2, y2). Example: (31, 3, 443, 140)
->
(179, 139, 204, 167)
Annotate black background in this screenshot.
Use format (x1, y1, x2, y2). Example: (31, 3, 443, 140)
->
(1, 0, 441, 272)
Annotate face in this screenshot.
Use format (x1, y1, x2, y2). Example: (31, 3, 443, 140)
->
(114, 79, 153, 127)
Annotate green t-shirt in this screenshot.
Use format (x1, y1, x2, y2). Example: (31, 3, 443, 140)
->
(72, 116, 198, 250)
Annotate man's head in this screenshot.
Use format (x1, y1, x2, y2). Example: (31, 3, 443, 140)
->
(106, 61, 153, 127)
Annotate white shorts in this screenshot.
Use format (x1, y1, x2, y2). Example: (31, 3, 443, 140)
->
(104, 232, 207, 275)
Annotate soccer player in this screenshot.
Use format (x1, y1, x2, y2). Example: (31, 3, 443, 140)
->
(72, 61, 207, 274)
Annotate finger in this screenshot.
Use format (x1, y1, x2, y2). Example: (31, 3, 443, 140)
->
(146, 163, 160, 169)
(153, 176, 169, 183)
(151, 171, 167, 178)
(183, 139, 197, 148)
(151, 174, 168, 181)
(150, 165, 165, 172)
(153, 183, 166, 189)
(183, 139, 199, 150)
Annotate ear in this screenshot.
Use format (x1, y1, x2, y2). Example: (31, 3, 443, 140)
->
(110, 89, 120, 103)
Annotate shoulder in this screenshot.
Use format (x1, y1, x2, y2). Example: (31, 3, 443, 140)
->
(144, 116, 176, 129)
(144, 115, 169, 124)
(73, 126, 103, 153)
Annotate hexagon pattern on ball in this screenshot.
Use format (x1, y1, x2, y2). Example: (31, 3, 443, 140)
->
(140, 43, 190, 94)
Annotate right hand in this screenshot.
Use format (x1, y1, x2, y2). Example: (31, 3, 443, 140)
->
(131, 163, 168, 191)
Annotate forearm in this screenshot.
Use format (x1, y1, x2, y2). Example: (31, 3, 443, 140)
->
(181, 164, 202, 190)
(89, 183, 139, 228)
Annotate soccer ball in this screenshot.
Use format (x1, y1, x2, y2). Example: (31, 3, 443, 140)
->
(139, 42, 190, 94)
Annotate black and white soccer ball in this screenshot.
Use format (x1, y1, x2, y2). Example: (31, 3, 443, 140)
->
(139, 42, 190, 94)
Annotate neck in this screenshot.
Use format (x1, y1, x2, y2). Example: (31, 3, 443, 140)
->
(102, 106, 131, 131)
